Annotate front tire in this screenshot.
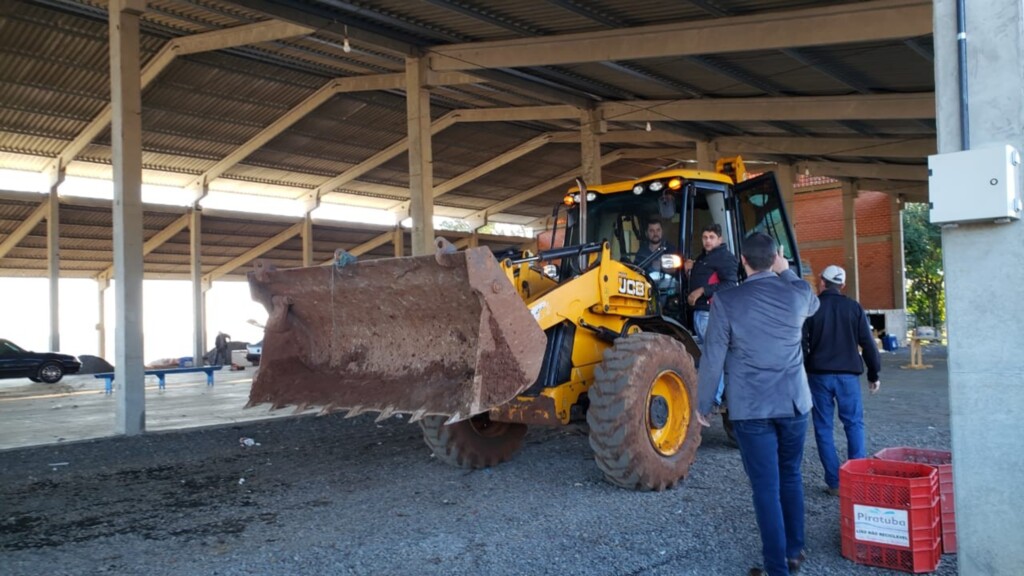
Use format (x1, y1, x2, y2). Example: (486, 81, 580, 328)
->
(420, 413, 527, 468)
(38, 362, 64, 384)
(587, 333, 702, 491)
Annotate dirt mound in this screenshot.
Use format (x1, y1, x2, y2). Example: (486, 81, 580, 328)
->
(78, 355, 114, 374)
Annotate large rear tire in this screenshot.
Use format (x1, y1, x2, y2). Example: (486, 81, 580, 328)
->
(420, 413, 527, 468)
(587, 333, 702, 491)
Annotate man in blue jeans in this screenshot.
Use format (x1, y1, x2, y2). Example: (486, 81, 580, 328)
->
(803, 265, 881, 496)
(697, 233, 819, 576)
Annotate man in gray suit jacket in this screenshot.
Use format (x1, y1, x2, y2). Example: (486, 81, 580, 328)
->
(696, 232, 820, 576)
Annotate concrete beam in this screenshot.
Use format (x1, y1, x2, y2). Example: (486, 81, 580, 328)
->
(453, 105, 579, 123)
(311, 112, 459, 199)
(796, 160, 928, 181)
(109, 0, 147, 436)
(856, 179, 929, 199)
(600, 93, 935, 122)
(311, 105, 578, 201)
(47, 20, 313, 177)
(429, 0, 931, 70)
(0, 198, 49, 260)
(713, 136, 936, 158)
(581, 108, 603, 185)
(406, 55, 433, 256)
(840, 181, 859, 301)
(189, 207, 205, 365)
(391, 133, 557, 214)
(47, 186, 60, 352)
(96, 212, 190, 281)
(204, 222, 303, 283)
(463, 150, 627, 223)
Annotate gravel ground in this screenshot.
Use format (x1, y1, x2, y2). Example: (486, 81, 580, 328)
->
(0, 346, 955, 576)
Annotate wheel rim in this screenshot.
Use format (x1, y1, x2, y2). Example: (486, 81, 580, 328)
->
(647, 370, 690, 456)
(41, 364, 61, 381)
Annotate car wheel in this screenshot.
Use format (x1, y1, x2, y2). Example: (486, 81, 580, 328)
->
(38, 362, 64, 384)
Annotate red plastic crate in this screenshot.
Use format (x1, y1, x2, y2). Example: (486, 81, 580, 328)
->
(875, 447, 957, 554)
(841, 515, 941, 574)
(839, 459, 942, 573)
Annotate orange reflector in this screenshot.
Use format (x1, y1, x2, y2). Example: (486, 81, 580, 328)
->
(563, 194, 575, 206)
(668, 177, 683, 190)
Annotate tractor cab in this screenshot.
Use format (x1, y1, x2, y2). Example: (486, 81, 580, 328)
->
(556, 160, 801, 331)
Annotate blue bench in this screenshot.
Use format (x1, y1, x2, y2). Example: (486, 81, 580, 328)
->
(93, 366, 223, 395)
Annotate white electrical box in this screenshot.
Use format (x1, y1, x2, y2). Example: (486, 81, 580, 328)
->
(928, 144, 1022, 225)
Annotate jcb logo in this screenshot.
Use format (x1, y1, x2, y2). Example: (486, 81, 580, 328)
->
(618, 278, 646, 297)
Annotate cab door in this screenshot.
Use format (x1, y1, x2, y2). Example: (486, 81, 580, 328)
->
(730, 173, 803, 277)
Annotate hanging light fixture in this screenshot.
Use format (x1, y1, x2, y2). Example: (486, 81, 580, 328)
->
(645, 121, 652, 132)
(343, 25, 352, 53)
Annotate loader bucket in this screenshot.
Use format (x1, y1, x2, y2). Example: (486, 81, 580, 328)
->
(246, 240, 547, 422)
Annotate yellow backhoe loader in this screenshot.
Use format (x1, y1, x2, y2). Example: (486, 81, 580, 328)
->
(247, 157, 802, 491)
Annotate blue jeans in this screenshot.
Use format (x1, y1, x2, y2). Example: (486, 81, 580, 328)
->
(732, 413, 809, 576)
(808, 373, 865, 489)
(693, 310, 725, 405)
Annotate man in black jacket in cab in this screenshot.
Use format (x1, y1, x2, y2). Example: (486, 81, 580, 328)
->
(685, 223, 738, 408)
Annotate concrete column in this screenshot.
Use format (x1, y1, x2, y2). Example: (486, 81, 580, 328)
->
(696, 141, 716, 171)
(109, 0, 147, 435)
(393, 226, 405, 257)
(405, 55, 433, 256)
(889, 194, 906, 309)
(97, 279, 107, 359)
(190, 206, 205, 366)
(301, 212, 314, 267)
(46, 183, 60, 351)
(774, 163, 797, 241)
(935, 0, 1024, 572)
(840, 180, 859, 301)
(580, 107, 602, 186)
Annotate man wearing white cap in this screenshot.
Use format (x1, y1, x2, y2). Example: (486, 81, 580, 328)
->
(803, 264, 882, 496)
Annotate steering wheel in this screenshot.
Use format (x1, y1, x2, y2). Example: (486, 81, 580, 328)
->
(648, 270, 680, 297)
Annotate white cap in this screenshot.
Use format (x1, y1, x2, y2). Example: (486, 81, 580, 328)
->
(821, 264, 846, 284)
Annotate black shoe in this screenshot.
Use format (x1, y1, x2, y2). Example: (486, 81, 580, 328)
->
(788, 552, 807, 573)
(748, 569, 766, 576)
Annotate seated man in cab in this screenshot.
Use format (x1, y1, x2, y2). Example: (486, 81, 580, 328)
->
(634, 218, 677, 273)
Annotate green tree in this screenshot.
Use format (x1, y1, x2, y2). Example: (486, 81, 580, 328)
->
(902, 203, 944, 326)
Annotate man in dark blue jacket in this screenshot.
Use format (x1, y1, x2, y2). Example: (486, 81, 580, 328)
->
(803, 265, 882, 496)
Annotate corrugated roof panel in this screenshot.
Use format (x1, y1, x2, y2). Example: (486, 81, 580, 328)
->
(0, 152, 50, 171)
(0, 108, 89, 142)
(146, 0, 256, 30)
(0, 84, 105, 124)
(0, 131, 67, 157)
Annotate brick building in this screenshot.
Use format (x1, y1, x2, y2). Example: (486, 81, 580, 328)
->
(792, 179, 907, 342)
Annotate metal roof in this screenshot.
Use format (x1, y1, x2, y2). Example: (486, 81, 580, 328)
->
(0, 0, 935, 278)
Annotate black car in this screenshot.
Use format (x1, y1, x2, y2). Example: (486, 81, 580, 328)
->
(0, 338, 81, 383)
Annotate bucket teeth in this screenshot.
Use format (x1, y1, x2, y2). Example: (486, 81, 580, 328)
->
(375, 406, 396, 422)
(292, 402, 309, 415)
(444, 412, 464, 425)
(345, 405, 365, 418)
(318, 403, 337, 416)
(408, 408, 427, 423)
